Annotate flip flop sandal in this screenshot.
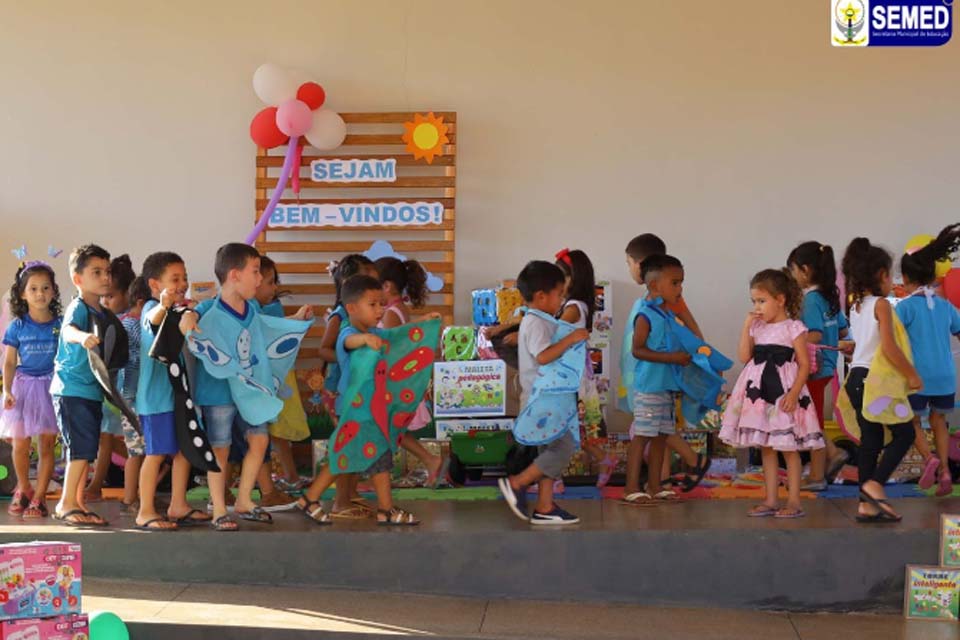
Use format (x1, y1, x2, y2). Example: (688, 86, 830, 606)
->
(652, 490, 682, 503)
(683, 454, 712, 493)
(134, 517, 178, 532)
(173, 508, 212, 527)
(83, 511, 109, 527)
(7, 489, 30, 516)
(826, 451, 850, 482)
(936, 470, 954, 498)
(350, 498, 375, 514)
(22, 500, 49, 520)
(619, 492, 658, 507)
(210, 515, 239, 532)
(377, 508, 420, 526)
(774, 508, 806, 519)
(297, 499, 332, 525)
(427, 457, 451, 489)
(237, 507, 273, 524)
(748, 505, 778, 517)
(858, 491, 902, 522)
(330, 506, 371, 520)
(53, 509, 94, 528)
(919, 456, 941, 490)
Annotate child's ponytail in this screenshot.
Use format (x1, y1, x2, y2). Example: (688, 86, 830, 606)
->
(900, 223, 960, 286)
(109, 254, 136, 295)
(787, 241, 841, 317)
(374, 257, 429, 309)
(842, 237, 892, 305)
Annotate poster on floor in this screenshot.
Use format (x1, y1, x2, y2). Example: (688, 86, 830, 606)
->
(941, 515, 960, 567)
(904, 565, 960, 620)
(433, 360, 507, 417)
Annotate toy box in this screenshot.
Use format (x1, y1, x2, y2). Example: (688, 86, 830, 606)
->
(435, 418, 514, 440)
(0, 614, 88, 640)
(471, 289, 498, 326)
(495, 288, 523, 325)
(441, 326, 477, 361)
(433, 360, 507, 417)
(0, 542, 81, 621)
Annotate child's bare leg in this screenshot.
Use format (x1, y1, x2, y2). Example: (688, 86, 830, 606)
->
(930, 411, 950, 471)
(759, 447, 780, 509)
(167, 453, 204, 521)
(371, 471, 394, 512)
(784, 450, 802, 512)
(534, 477, 554, 513)
(509, 462, 544, 492)
(86, 432, 113, 496)
(58, 460, 93, 522)
(11, 437, 32, 495)
(666, 434, 698, 467)
(207, 447, 230, 521)
(270, 436, 299, 483)
(137, 455, 175, 529)
(400, 433, 441, 475)
(302, 465, 336, 504)
(236, 433, 268, 513)
(646, 436, 667, 495)
(913, 418, 933, 460)
(122, 455, 142, 506)
(333, 474, 362, 511)
(36, 435, 57, 499)
(584, 443, 605, 464)
(808, 447, 827, 483)
(257, 462, 276, 495)
(624, 436, 648, 495)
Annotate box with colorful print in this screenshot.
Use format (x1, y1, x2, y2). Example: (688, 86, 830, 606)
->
(904, 565, 960, 620)
(433, 360, 507, 417)
(0, 542, 81, 621)
(435, 418, 514, 440)
(0, 613, 89, 640)
(941, 515, 960, 567)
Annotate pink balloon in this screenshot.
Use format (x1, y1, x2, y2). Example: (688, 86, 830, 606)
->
(275, 99, 313, 137)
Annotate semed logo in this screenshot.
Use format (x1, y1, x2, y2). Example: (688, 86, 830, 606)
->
(833, 0, 952, 46)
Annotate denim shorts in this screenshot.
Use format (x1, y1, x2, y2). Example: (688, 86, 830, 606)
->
(53, 395, 102, 462)
(629, 392, 678, 438)
(909, 394, 956, 414)
(201, 405, 268, 449)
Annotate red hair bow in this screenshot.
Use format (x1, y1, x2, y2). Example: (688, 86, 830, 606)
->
(555, 248, 572, 266)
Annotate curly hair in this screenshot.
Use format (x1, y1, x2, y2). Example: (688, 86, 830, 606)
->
(787, 241, 841, 317)
(109, 254, 136, 295)
(8, 263, 62, 319)
(842, 237, 892, 305)
(901, 223, 960, 286)
(375, 257, 429, 309)
(750, 268, 802, 320)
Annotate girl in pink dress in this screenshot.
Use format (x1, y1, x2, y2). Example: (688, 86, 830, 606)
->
(720, 269, 824, 519)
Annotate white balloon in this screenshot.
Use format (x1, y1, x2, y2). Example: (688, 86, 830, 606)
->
(305, 110, 347, 150)
(252, 63, 298, 106)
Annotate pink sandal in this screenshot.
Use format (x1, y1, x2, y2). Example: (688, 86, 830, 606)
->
(936, 470, 954, 497)
(6, 488, 32, 516)
(919, 456, 940, 490)
(596, 455, 618, 488)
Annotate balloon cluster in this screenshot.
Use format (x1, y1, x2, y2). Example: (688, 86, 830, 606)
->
(248, 63, 346, 151)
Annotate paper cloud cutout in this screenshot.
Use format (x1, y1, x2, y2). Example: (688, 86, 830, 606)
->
(364, 240, 443, 292)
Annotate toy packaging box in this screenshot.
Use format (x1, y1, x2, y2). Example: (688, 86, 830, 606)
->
(433, 360, 507, 417)
(0, 543, 81, 621)
(0, 614, 88, 640)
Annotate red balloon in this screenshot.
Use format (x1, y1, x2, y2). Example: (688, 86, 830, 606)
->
(296, 82, 326, 110)
(944, 269, 960, 309)
(249, 106, 289, 149)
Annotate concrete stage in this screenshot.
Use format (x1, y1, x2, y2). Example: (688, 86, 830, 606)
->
(0, 495, 951, 613)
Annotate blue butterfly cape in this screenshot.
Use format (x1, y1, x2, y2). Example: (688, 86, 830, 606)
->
(617, 298, 732, 425)
(512, 309, 585, 446)
(188, 298, 313, 426)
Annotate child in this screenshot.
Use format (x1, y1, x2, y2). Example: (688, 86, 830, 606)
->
(135, 252, 211, 531)
(318, 254, 377, 518)
(621, 255, 694, 505)
(118, 276, 151, 510)
(86, 254, 137, 503)
(49, 244, 112, 527)
(623, 234, 711, 491)
(842, 238, 921, 522)
(297, 274, 421, 525)
(896, 224, 960, 496)
(497, 261, 589, 524)
(255, 256, 310, 492)
(190, 243, 311, 529)
(720, 269, 823, 518)
(374, 256, 447, 487)
(554, 248, 617, 487)
(2, 261, 62, 518)
(787, 241, 850, 490)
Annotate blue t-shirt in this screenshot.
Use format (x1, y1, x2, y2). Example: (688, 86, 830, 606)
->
(334, 325, 381, 415)
(120, 314, 141, 398)
(324, 306, 350, 392)
(135, 299, 178, 416)
(3, 315, 60, 377)
(193, 297, 261, 407)
(261, 300, 284, 318)
(50, 298, 103, 401)
(800, 290, 848, 380)
(896, 294, 960, 396)
(633, 299, 680, 394)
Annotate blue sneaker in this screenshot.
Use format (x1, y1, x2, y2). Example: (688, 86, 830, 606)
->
(498, 477, 529, 522)
(530, 505, 579, 526)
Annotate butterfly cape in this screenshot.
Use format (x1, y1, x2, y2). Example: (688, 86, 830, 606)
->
(329, 319, 440, 475)
(512, 309, 585, 447)
(188, 297, 312, 426)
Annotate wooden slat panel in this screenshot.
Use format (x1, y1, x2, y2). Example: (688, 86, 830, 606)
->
(258, 154, 455, 167)
(276, 261, 455, 274)
(257, 240, 454, 253)
(257, 197, 455, 208)
(340, 133, 456, 146)
(262, 220, 455, 233)
(256, 176, 455, 190)
(340, 112, 456, 123)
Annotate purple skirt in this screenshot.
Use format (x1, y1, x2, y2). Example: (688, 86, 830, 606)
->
(0, 372, 58, 438)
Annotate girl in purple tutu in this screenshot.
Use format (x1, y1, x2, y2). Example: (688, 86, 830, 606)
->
(2, 261, 62, 518)
(720, 269, 824, 519)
